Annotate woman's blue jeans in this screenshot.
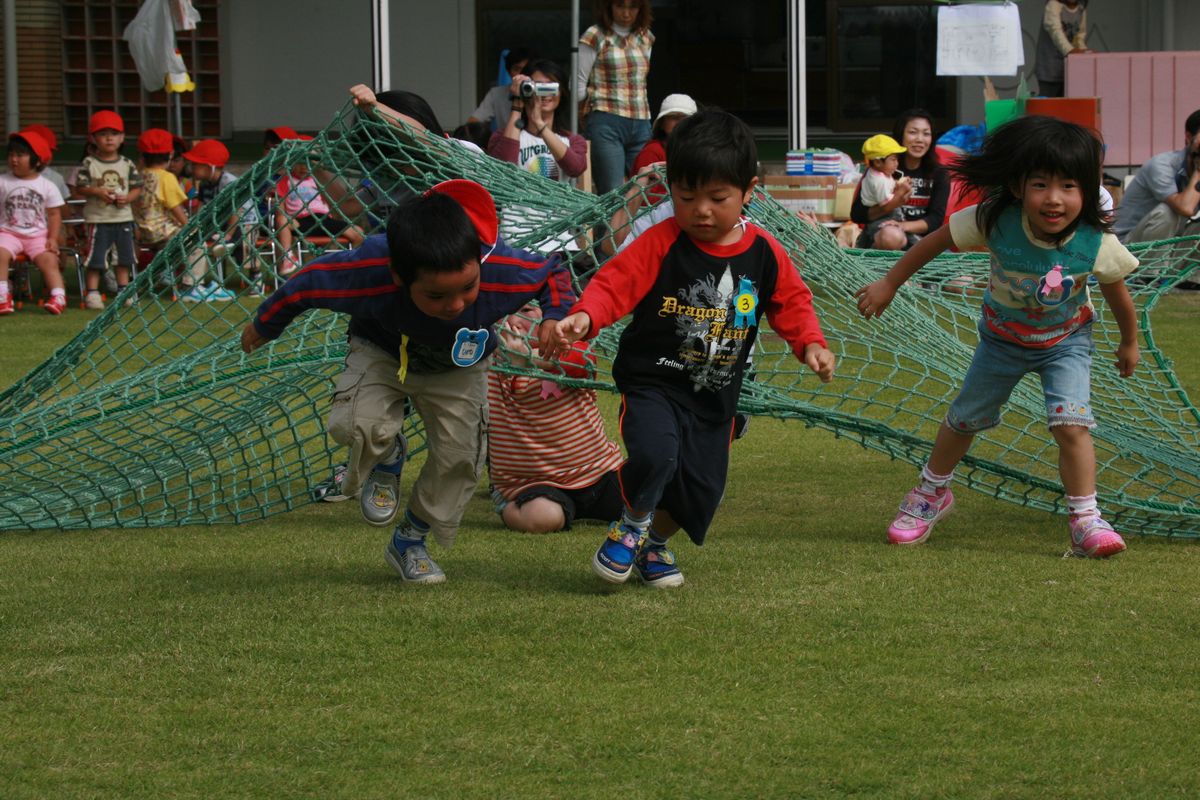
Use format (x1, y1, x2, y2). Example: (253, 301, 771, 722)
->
(586, 111, 651, 195)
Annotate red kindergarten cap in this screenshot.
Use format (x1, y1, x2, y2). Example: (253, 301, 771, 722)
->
(137, 128, 175, 154)
(267, 126, 301, 140)
(89, 110, 125, 134)
(21, 124, 58, 152)
(9, 130, 53, 164)
(182, 139, 230, 168)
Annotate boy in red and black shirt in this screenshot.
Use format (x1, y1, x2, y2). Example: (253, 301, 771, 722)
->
(552, 109, 835, 588)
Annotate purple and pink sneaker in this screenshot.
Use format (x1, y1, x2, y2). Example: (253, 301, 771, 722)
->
(887, 486, 955, 545)
(1067, 515, 1126, 558)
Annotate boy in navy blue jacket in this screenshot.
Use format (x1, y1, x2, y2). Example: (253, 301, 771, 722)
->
(241, 180, 574, 584)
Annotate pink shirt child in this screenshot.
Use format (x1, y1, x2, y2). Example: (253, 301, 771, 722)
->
(0, 172, 65, 259)
(275, 174, 330, 219)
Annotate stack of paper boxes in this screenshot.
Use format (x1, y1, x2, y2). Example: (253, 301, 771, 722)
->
(766, 149, 840, 222)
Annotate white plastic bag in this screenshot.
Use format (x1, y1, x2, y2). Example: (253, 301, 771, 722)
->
(123, 0, 201, 92)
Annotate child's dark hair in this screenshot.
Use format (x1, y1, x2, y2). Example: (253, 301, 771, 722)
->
(386, 192, 480, 286)
(952, 115, 1106, 244)
(375, 90, 446, 137)
(7, 138, 44, 171)
(520, 59, 572, 134)
(666, 108, 757, 191)
(143, 151, 171, 168)
(452, 120, 491, 152)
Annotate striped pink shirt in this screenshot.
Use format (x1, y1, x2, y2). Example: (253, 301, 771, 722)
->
(487, 372, 624, 499)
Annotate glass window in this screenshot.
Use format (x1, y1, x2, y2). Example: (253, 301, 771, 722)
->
(828, 1, 955, 131)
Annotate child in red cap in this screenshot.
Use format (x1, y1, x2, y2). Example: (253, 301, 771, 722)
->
(0, 130, 69, 314)
(71, 110, 142, 310)
(174, 139, 239, 301)
(133, 128, 188, 249)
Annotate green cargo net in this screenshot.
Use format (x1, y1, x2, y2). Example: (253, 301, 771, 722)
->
(0, 102, 1197, 536)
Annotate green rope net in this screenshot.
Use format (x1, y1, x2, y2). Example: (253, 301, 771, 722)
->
(1, 103, 1197, 536)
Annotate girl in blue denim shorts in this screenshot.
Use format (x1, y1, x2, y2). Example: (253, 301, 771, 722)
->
(855, 116, 1140, 558)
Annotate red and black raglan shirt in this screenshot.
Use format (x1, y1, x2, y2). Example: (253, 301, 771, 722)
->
(251, 233, 575, 373)
(572, 218, 827, 422)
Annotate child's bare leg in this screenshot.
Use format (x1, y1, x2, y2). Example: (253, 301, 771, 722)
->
(0, 249, 11, 285)
(275, 213, 293, 255)
(345, 224, 364, 247)
(927, 422, 975, 475)
(114, 264, 131, 287)
(33, 252, 64, 291)
(85, 267, 101, 292)
(874, 223, 908, 251)
(650, 509, 681, 538)
(1051, 425, 1096, 497)
(502, 497, 566, 533)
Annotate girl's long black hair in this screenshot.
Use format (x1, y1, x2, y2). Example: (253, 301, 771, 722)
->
(952, 115, 1107, 244)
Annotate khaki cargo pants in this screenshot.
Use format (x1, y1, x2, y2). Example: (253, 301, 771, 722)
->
(328, 335, 489, 547)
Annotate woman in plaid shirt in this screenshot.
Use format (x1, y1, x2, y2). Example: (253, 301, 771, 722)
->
(577, 0, 655, 194)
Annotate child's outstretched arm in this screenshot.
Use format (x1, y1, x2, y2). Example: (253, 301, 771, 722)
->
(1097, 279, 1140, 377)
(542, 312, 591, 359)
(854, 223, 954, 318)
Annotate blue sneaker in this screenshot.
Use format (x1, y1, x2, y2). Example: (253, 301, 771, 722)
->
(634, 540, 684, 589)
(592, 521, 646, 583)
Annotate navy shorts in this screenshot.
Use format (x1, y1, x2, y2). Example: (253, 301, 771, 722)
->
(617, 385, 734, 545)
(86, 222, 136, 269)
(295, 214, 351, 238)
(513, 471, 623, 531)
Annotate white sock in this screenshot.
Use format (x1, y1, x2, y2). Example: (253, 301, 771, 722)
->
(621, 509, 652, 532)
(1066, 493, 1099, 518)
(51, 287, 66, 299)
(0, 280, 8, 297)
(919, 464, 953, 494)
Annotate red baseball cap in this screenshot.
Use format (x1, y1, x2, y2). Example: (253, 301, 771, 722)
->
(22, 124, 58, 152)
(89, 110, 125, 134)
(426, 179, 498, 247)
(9, 130, 52, 164)
(137, 128, 175, 155)
(266, 126, 301, 140)
(182, 139, 230, 168)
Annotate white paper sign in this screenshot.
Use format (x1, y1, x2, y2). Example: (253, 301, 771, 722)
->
(936, 3, 1025, 76)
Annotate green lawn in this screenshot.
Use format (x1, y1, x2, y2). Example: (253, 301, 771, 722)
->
(2, 294, 1198, 798)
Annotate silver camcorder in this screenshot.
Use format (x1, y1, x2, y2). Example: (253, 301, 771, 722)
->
(519, 81, 560, 99)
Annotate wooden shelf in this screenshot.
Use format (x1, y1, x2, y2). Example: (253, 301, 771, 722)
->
(60, 0, 223, 139)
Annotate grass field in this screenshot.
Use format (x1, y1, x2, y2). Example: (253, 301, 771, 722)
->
(2, 294, 1199, 798)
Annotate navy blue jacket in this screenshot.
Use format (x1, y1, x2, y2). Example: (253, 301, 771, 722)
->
(252, 234, 575, 372)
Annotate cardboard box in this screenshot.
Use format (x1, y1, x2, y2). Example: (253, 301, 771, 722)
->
(764, 175, 837, 222)
(835, 183, 857, 221)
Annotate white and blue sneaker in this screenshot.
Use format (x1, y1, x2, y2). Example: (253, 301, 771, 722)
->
(385, 537, 446, 584)
(179, 285, 209, 303)
(205, 284, 236, 302)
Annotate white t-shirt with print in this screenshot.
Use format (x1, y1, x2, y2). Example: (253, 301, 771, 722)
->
(0, 172, 65, 237)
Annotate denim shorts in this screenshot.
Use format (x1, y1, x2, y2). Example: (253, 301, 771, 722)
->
(946, 321, 1096, 433)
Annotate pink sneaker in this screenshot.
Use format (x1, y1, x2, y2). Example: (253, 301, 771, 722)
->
(887, 486, 954, 545)
(278, 256, 302, 277)
(1067, 515, 1126, 558)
